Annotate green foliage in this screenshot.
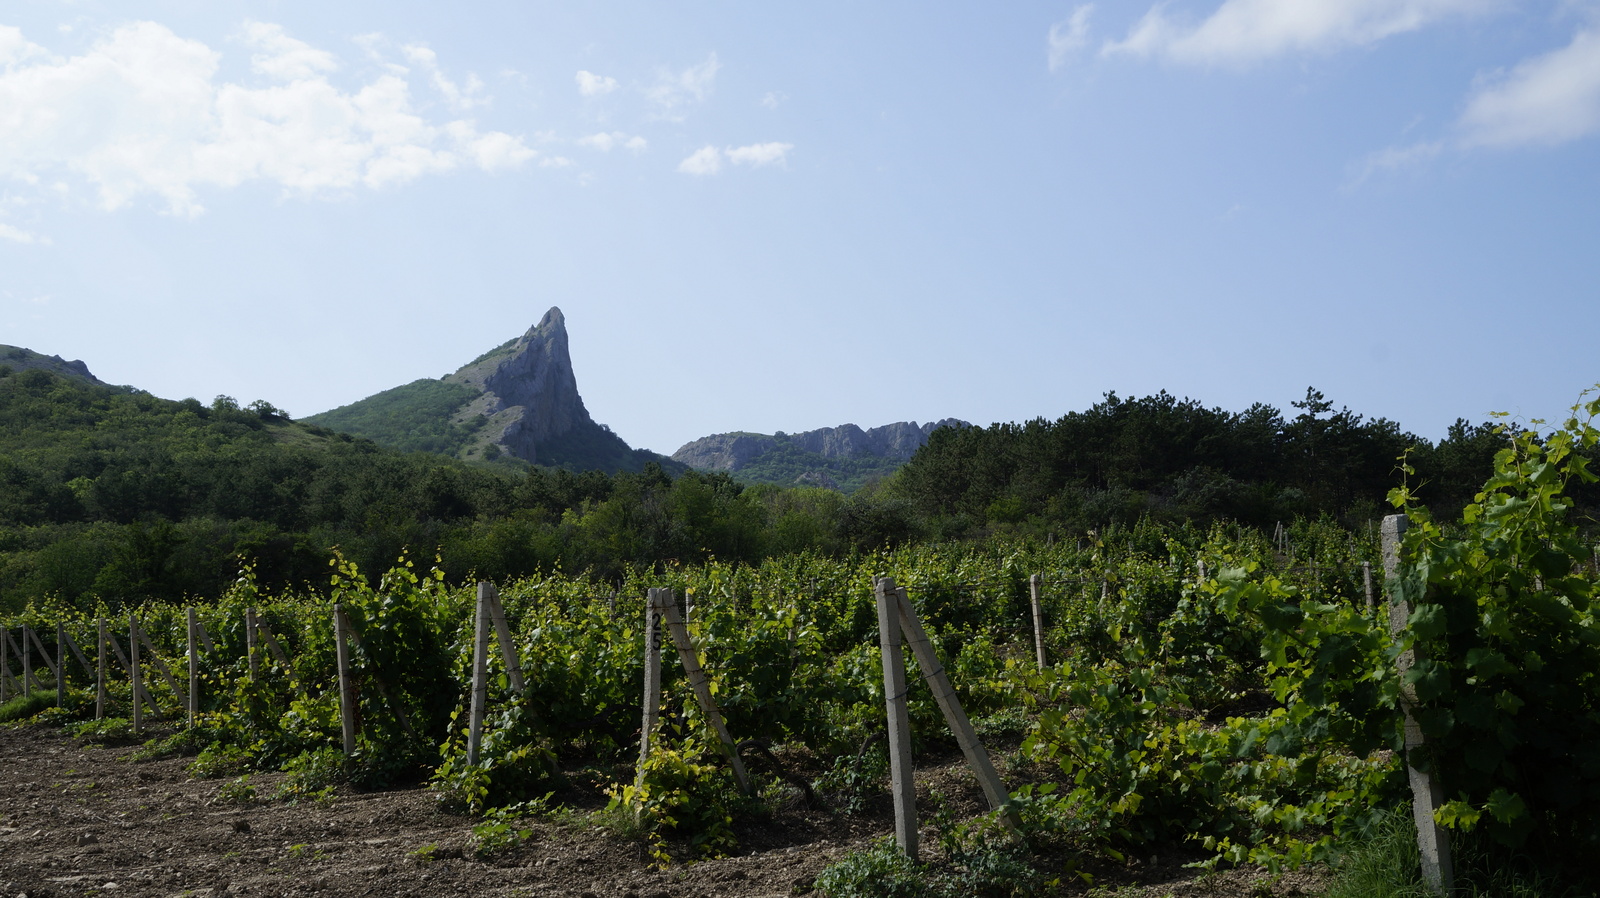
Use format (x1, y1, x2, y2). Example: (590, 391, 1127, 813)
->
(302, 379, 483, 457)
(67, 716, 137, 743)
(1388, 393, 1600, 874)
(607, 738, 740, 864)
(0, 689, 56, 722)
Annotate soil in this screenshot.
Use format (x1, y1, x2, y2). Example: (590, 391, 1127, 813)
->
(0, 723, 1330, 898)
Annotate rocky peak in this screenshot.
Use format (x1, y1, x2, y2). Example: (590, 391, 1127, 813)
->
(672, 418, 969, 472)
(445, 307, 594, 462)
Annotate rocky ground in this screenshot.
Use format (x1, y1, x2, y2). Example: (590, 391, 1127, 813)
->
(0, 723, 1329, 898)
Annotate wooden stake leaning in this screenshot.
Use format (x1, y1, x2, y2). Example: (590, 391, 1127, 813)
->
(1383, 514, 1454, 896)
(893, 585, 1018, 832)
(657, 589, 750, 795)
(483, 583, 526, 696)
(134, 620, 189, 713)
(874, 576, 919, 860)
(636, 588, 664, 788)
(103, 627, 159, 716)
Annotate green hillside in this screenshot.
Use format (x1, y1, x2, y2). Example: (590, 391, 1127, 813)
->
(303, 379, 484, 456)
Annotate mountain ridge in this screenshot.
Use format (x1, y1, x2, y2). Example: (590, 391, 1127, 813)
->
(672, 419, 969, 491)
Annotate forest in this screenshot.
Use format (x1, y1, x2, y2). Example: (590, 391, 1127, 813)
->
(0, 364, 1583, 612)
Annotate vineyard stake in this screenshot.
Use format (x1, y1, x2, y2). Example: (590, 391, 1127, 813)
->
(95, 619, 106, 720)
(0, 625, 8, 703)
(253, 617, 292, 668)
(1363, 561, 1374, 614)
(893, 585, 1018, 831)
(658, 589, 750, 795)
(246, 608, 259, 681)
(130, 613, 142, 735)
(22, 625, 32, 695)
(56, 622, 66, 708)
(467, 583, 492, 766)
(1383, 514, 1453, 896)
(195, 619, 216, 654)
(875, 576, 918, 860)
(483, 583, 526, 695)
(636, 588, 665, 789)
(1029, 574, 1046, 669)
(334, 605, 357, 756)
(186, 608, 199, 729)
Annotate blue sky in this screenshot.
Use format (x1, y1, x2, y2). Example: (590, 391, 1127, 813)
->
(2, 1, 1597, 455)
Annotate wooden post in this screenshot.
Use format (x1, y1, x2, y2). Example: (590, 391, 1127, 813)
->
(1383, 514, 1453, 896)
(130, 614, 142, 735)
(186, 608, 199, 729)
(0, 625, 8, 703)
(103, 628, 156, 713)
(658, 589, 751, 794)
(637, 588, 664, 787)
(95, 619, 107, 720)
(22, 625, 32, 696)
(467, 583, 492, 766)
(483, 583, 526, 695)
(334, 605, 357, 756)
(1029, 574, 1046, 670)
(875, 576, 918, 860)
(1363, 561, 1375, 614)
(245, 608, 259, 681)
(195, 619, 216, 654)
(56, 622, 66, 708)
(59, 628, 93, 679)
(894, 585, 1018, 830)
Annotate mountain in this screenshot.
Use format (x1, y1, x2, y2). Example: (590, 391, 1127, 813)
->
(304, 308, 668, 473)
(673, 419, 968, 492)
(0, 345, 112, 386)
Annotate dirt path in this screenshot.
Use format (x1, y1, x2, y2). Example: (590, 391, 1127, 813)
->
(0, 723, 1326, 898)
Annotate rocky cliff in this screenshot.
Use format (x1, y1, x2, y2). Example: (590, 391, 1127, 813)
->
(0, 346, 107, 385)
(672, 419, 967, 472)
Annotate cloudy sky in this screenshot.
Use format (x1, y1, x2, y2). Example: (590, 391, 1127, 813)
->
(3, 1, 1597, 455)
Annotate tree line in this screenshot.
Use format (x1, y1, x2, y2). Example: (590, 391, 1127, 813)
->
(0, 366, 1579, 611)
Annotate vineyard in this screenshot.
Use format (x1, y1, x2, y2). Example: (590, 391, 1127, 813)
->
(5, 405, 1600, 896)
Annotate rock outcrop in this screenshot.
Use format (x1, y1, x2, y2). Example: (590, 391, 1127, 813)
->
(444, 308, 594, 462)
(672, 419, 968, 472)
(0, 345, 107, 385)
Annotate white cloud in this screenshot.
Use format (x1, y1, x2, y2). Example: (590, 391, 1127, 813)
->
(241, 20, 337, 82)
(726, 141, 792, 167)
(678, 145, 722, 175)
(578, 131, 647, 153)
(649, 53, 719, 119)
(1349, 139, 1445, 183)
(404, 43, 488, 110)
(1049, 5, 1095, 72)
(575, 69, 618, 97)
(0, 222, 47, 245)
(1103, 0, 1499, 66)
(1458, 25, 1600, 147)
(0, 21, 535, 217)
(679, 142, 793, 175)
(760, 91, 786, 109)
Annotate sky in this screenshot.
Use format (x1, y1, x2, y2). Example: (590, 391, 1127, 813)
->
(2, 1, 1598, 456)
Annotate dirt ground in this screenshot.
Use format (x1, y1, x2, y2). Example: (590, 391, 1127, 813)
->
(0, 722, 1329, 898)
